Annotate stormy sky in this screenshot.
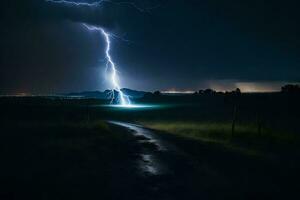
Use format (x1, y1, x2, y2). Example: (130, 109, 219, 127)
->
(1, 0, 300, 94)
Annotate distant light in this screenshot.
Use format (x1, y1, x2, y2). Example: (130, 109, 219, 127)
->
(13, 93, 30, 97)
(102, 104, 161, 109)
(207, 80, 297, 93)
(235, 82, 283, 93)
(162, 90, 194, 94)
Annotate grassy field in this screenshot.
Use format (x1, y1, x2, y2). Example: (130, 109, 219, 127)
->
(0, 119, 142, 199)
(140, 120, 300, 155)
(0, 95, 300, 199)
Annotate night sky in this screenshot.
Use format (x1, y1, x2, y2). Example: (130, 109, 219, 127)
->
(1, 0, 300, 94)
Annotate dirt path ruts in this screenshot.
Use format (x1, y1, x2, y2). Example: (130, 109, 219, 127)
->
(107, 121, 219, 200)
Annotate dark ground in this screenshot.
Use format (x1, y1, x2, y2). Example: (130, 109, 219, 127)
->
(0, 93, 299, 199)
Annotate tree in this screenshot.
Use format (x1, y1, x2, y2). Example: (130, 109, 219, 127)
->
(203, 89, 215, 95)
(235, 88, 241, 95)
(153, 91, 161, 96)
(281, 84, 300, 94)
(198, 90, 204, 94)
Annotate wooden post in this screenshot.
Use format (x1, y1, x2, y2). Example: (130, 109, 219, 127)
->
(232, 105, 237, 137)
(257, 113, 262, 136)
(86, 104, 90, 124)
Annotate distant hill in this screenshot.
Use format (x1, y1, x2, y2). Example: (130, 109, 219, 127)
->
(121, 88, 148, 98)
(62, 88, 148, 99)
(65, 91, 107, 99)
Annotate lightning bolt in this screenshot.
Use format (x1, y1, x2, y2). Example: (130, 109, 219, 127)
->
(83, 24, 130, 106)
(45, 0, 150, 12)
(45, 0, 104, 7)
(44, 0, 158, 106)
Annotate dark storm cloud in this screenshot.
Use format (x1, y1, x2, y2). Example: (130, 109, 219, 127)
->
(114, 0, 300, 86)
(1, 0, 118, 29)
(1, 0, 162, 30)
(0, 0, 299, 94)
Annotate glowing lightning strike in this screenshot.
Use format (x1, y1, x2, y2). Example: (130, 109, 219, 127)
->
(83, 24, 131, 106)
(45, 0, 104, 7)
(44, 0, 156, 106)
(45, 0, 150, 12)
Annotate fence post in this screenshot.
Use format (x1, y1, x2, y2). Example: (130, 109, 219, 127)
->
(232, 105, 237, 137)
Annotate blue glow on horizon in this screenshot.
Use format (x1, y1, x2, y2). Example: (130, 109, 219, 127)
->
(101, 104, 163, 109)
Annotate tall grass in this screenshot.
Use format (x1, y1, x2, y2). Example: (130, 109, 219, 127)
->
(140, 120, 300, 153)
